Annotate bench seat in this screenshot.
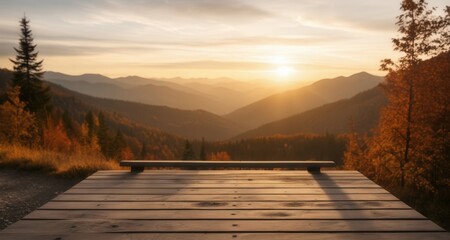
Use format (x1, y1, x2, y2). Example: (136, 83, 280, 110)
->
(120, 160, 336, 173)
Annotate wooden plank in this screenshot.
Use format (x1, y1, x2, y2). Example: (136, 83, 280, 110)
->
(79, 179, 374, 184)
(94, 170, 361, 175)
(94, 170, 361, 174)
(73, 182, 382, 189)
(53, 194, 398, 202)
(24, 209, 425, 220)
(2, 233, 449, 240)
(87, 175, 369, 180)
(64, 188, 390, 195)
(3, 219, 444, 233)
(41, 200, 411, 210)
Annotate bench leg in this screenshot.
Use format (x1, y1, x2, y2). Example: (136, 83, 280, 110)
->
(307, 166, 321, 174)
(131, 166, 144, 173)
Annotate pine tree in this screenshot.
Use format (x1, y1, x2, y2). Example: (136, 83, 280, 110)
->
(9, 17, 51, 118)
(62, 110, 74, 138)
(182, 140, 196, 160)
(84, 111, 96, 139)
(97, 112, 110, 158)
(141, 141, 148, 159)
(199, 137, 207, 160)
(112, 129, 127, 159)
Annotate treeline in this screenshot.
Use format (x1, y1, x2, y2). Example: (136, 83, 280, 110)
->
(186, 134, 346, 164)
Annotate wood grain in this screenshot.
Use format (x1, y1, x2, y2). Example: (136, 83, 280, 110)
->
(1, 170, 446, 239)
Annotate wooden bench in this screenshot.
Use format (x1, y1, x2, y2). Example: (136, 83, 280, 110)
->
(120, 160, 336, 174)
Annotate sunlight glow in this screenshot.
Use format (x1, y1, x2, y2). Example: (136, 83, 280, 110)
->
(275, 66, 294, 77)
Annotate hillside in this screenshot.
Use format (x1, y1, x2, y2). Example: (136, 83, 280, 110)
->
(0, 69, 183, 157)
(1, 69, 244, 141)
(233, 86, 387, 139)
(44, 72, 227, 114)
(225, 72, 384, 129)
(67, 91, 244, 140)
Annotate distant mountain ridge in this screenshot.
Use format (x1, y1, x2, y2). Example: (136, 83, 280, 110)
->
(44, 71, 278, 114)
(44, 72, 225, 114)
(233, 86, 387, 139)
(225, 72, 384, 128)
(2, 69, 244, 140)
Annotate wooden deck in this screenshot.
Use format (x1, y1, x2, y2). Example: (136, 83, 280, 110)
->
(1, 170, 448, 239)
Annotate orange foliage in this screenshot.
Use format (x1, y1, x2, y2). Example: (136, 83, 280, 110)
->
(0, 86, 36, 145)
(43, 119, 72, 152)
(120, 146, 135, 160)
(209, 151, 231, 161)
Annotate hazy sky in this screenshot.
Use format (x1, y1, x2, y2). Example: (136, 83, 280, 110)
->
(0, 0, 448, 84)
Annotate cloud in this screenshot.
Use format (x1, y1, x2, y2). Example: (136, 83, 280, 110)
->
(291, 1, 397, 32)
(158, 0, 273, 21)
(71, 0, 273, 27)
(145, 60, 272, 70)
(209, 36, 349, 47)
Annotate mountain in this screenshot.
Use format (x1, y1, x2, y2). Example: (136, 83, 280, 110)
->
(114, 75, 201, 94)
(2, 69, 244, 140)
(44, 71, 129, 87)
(225, 72, 384, 129)
(233, 86, 387, 139)
(44, 73, 228, 114)
(184, 81, 279, 111)
(69, 93, 244, 140)
(46, 72, 296, 114)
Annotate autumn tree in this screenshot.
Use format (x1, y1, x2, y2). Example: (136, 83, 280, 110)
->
(350, 0, 450, 191)
(343, 123, 368, 172)
(0, 86, 36, 145)
(210, 151, 231, 161)
(9, 17, 51, 118)
(42, 117, 71, 152)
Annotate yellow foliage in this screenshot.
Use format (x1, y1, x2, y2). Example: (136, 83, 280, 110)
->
(0, 144, 121, 177)
(0, 86, 37, 145)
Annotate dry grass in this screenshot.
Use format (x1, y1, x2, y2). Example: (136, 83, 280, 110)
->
(0, 144, 121, 177)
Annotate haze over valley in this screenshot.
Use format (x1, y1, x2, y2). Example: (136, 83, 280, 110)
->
(2, 68, 384, 141)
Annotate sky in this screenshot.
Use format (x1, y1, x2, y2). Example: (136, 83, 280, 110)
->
(0, 0, 448, 85)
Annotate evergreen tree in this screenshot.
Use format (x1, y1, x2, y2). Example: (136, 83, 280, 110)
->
(84, 111, 96, 139)
(62, 109, 74, 137)
(97, 112, 110, 158)
(9, 17, 51, 117)
(182, 140, 196, 160)
(141, 141, 148, 159)
(112, 129, 127, 159)
(199, 137, 207, 160)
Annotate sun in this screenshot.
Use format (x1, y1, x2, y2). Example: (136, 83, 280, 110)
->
(275, 66, 294, 77)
